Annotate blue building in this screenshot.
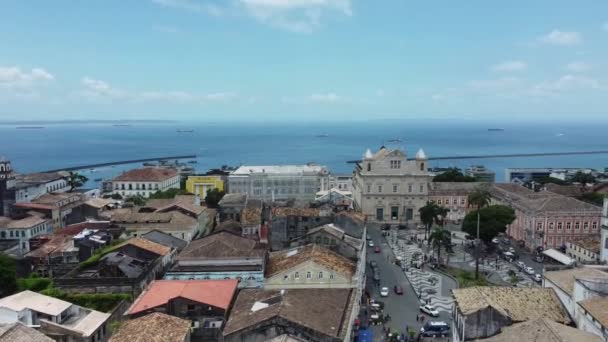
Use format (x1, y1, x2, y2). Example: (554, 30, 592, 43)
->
(164, 231, 266, 288)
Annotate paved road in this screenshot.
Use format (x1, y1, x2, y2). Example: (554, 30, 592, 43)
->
(364, 224, 452, 341)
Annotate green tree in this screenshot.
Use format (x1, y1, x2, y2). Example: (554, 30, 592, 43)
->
(419, 201, 448, 240)
(65, 171, 88, 192)
(204, 188, 225, 208)
(578, 192, 605, 206)
(462, 205, 516, 243)
(125, 195, 146, 206)
(467, 188, 492, 279)
(536, 176, 570, 186)
(433, 168, 477, 182)
(148, 188, 191, 199)
(429, 228, 451, 264)
(0, 253, 17, 297)
(570, 171, 596, 184)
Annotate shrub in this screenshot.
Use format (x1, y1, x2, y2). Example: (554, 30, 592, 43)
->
(17, 274, 53, 292)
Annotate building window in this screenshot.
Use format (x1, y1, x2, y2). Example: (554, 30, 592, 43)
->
(557, 222, 563, 231)
(437, 199, 442, 205)
(592, 222, 598, 230)
(367, 163, 371, 172)
(283, 275, 289, 281)
(419, 184, 424, 193)
(378, 185, 382, 193)
(461, 198, 466, 205)
(318, 272, 323, 279)
(537, 222, 543, 230)
(367, 185, 371, 193)
(306, 272, 311, 279)
(452, 198, 457, 205)
(294, 272, 299, 279)
(330, 274, 334, 279)
(584, 222, 589, 230)
(393, 185, 398, 193)
(549, 222, 554, 231)
(575, 222, 580, 230)
(390, 160, 401, 169)
(566, 222, 572, 230)
(408, 184, 412, 193)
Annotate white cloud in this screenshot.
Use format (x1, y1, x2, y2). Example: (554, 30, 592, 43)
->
(153, 25, 182, 34)
(539, 30, 582, 46)
(0, 66, 54, 89)
(491, 60, 527, 72)
(467, 77, 521, 91)
(151, 0, 223, 16)
(566, 61, 591, 72)
(239, 0, 352, 33)
(531, 75, 602, 96)
(603, 22, 608, 31)
(308, 92, 344, 103)
(202, 92, 238, 101)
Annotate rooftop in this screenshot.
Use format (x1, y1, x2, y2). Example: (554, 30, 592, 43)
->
(128, 279, 238, 315)
(113, 168, 178, 182)
(543, 183, 585, 198)
(26, 236, 75, 259)
(0, 290, 72, 316)
(115, 237, 172, 257)
(303, 224, 362, 250)
(570, 236, 601, 254)
(215, 220, 243, 235)
(241, 206, 262, 225)
(219, 193, 248, 206)
(14, 172, 64, 186)
(474, 318, 602, 342)
(272, 207, 321, 217)
(578, 296, 608, 328)
(231, 165, 326, 176)
(223, 288, 353, 338)
(84, 198, 116, 209)
(141, 230, 187, 251)
(110, 210, 198, 232)
(0, 215, 48, 229)
(429, 182, 490, 195)
(32, 192, 81, 206)
(544, 267, 608, 297)
(100, 252, 147, 278)
(109, 312, 191, 342)
(0, 322, 54, 342)
(452, 286, 569, 324)
(266, 335, 308, 342)
(178, 231, 265, 260)
(266, 244, 356, 278)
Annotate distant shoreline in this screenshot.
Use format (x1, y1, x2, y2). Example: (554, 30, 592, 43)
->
(0, 120, 177, 125)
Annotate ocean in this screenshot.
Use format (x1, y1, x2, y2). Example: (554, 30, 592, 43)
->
(1, 121, 607, 186)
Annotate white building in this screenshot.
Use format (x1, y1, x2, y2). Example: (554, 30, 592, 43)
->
(567, 237, 601, 263)
(322, 174, 353, 192)
(227, 164, 329, 202)
(352, 147, 432, 223)
(112, 168, 180, 198)
(601, 198, 608, 264)
(13, 172, 70, 203)
(0, 215, 52, 253)
(0, 290, 110, 342)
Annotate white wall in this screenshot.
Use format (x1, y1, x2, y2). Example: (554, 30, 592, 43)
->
(544, 278, 575, 318)
(0, 307, 19, 324)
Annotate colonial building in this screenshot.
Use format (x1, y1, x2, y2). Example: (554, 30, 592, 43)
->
(0, 214, 52, 253)
(451, 286, 569, 342)
(109, 313, 191, 342)
(223, 288, 357, 342)
(428, 182, 488, 224)
(186, 175, 224, 199)
(0, 158, 15, 216)
(352, 147, 432, 223)
(0, 290, 110, 342)
(111, 168, 180, 198)
(288, 223, 363, 260)
(566, 237, 601, 263)
(490, 184, 602, 250)
(268, 206, 333, 251)
(321, 174, 353, 192)
(228, 165, 330, 202)
(164, 231, 267, 288)
(13, 192, 84, 230)
(13, 172, 70, 202)
(475, 318, 601, 342)
(264, 244, 358, 289)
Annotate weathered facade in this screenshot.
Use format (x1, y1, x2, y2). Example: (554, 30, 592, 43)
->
(352, 147, 432, 223)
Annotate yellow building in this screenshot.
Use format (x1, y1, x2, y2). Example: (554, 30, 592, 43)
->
(186, 175, 224, 198)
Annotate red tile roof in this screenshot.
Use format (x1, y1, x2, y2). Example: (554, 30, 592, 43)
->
(13, 202, 54, 211)
(128, 279, 238, 315)
(113, 168, 178, 182)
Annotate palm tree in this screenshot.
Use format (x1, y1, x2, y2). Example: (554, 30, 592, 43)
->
(429, 228, 444, 264)
(419, 201, 436, 240)
(65, 172, 88, 192)
(468, 188, 492, 279)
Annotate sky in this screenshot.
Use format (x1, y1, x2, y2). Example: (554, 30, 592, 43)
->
(1, 0, 607, 122)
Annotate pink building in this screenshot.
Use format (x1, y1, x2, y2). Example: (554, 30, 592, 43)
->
(490, 184, 601, 250)
(428, 182, 489, 223)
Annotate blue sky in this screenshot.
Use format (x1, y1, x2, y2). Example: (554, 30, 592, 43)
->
(1, 0, 607, 122)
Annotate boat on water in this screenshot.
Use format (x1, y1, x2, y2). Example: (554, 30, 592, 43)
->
(113, 124, 131, 127)
(16, 126, 45, 129)
(94, 178, 102, 182)
(188, 160, 198, 164)
(315, 134, 329, 138)
(143, 162, 157, 166)
(488, 128, 505, 131)
(177, 129, 194, 133)
(387, 138, 402, 143)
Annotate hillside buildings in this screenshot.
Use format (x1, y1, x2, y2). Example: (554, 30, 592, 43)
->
(111, 168, 180, 198)
(0, 290, 110, 342)
(227, 165, 330, 202)
(185, 175, 224, 199)
(465, 165, 495, 182)
(0, 215, 52, 253)
(352, 147, 432, 223)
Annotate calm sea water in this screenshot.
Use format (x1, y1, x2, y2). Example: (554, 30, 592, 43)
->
(1, 121, 607, 186)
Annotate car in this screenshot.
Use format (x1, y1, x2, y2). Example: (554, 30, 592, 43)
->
(381, 224, 391, 230)
(509, 247, 516, 253)
(534, 255, 544, 263)
(374, 246, 381, 253)
(368, 240, 374, 247)
(380, 287, 389, 297)
(366, 235, 372, 241)
(492, 238, 499, 244)
(394, 285, 403, 295)
(373, 272, 380, 281)
(416, 224, 426, 230)
(419, 304, 439, 317)
(516, 261, 525, 269)
(524, 266, 535, 275)
(534, 274, 542, 282)
(420, 321, 450, 337)
(370, 260, 378, 269)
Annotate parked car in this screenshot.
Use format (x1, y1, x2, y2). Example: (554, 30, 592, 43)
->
(509, 247, 516, 253)
(420, 321, 449, 337)
(370, 260, 378, 269)
(534, 274, 542, 282)
(524, 266, 535, 275)
(534, 255, 544, 263)
(492, 238, 499, 244)
(373, 271, 380, 281)
(417, 224, 426, 230)
(366, 235, 372, 241)
(394, 286, 403, 295)
(380, 287, 389, 297)
(419, 304, 439, 317)
(368, 240, 375, 247)
(516, 261, 525, 269)
(374, 246, 381, 253)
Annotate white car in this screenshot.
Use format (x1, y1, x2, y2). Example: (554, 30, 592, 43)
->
(491, 238, 499, 244)
(368, 240, 374, 247)
(534, 274, 542, 282)
(509, 247, 516, 253)
(524, 266, 535, 275)
(380, 287, 389, 297)
(419, 304, 439, 317)
(516, 261, 525, 269)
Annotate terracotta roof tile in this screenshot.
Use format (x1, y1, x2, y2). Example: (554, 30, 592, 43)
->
(113, 168, 178, 182)
(272, 207, 321, 217)
(109, 312, 190, 342)
(117, 237, 171, 256)
(570, 236, 601, 254)
(475, 318, 602, 342)
(177, 231, 265, 259)
(128, 279, 238, 315)
(578, 296, 608, 328)
(266, 244, 356, 278)
(544, 267, 608, 296)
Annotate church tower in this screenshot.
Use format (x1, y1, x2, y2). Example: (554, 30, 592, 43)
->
(0, 157, 15, 216)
